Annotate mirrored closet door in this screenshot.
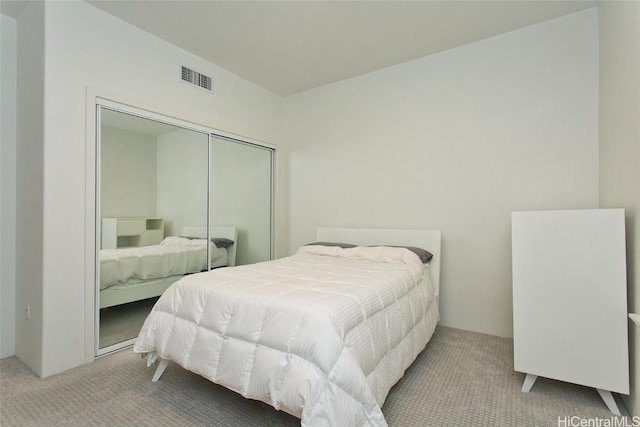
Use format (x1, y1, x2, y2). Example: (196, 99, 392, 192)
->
(210, 135, 273, 265)
(97, 107, 209, 354)
(95, 102, 274, 356)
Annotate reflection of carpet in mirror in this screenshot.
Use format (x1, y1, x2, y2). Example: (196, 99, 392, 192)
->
(99, 297, 158, 348)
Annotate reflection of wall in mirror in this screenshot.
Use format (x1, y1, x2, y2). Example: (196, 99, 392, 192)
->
(102, 126, 209, 241)
(101, 126, 157, 218)
(156, 129, 209, 237)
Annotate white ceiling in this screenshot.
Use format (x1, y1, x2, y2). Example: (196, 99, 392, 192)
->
(3, 1, 599, 96)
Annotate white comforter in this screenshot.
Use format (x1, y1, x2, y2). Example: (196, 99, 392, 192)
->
(100, 237, 222, 290)
(133, 245, 438, 426)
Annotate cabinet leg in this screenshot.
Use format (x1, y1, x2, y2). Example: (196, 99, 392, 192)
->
(596, 389, 621, 416)
(521, 374, 538, 392)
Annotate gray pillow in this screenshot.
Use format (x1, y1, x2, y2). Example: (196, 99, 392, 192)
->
(305, 241, 357, 249)
(386, 246, 433, 263)
(306, 242, 433, 263)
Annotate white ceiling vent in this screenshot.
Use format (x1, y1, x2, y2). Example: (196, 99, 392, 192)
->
(181, 66, 213, 92)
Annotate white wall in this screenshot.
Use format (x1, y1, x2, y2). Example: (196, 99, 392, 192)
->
(14, 1, 45, 373)
(101, 127, 158, 218)
(599, 1, 640, 416)
(284, 9, 599, 338)
(16, 0, 281, 376)
(1, 14, 17, 358)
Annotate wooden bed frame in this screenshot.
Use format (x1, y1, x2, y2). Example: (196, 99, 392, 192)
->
(99, 225, 237, 309)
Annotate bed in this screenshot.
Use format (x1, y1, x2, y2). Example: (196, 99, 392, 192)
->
(99, 226, 237, 309)
(133, 227, 441, 426)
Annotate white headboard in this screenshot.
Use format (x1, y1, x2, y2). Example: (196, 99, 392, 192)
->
(316, 227, 442, 297)
(182, 225, 238, 267)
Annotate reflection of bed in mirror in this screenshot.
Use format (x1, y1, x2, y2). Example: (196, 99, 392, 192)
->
(99, 225, 237, 309)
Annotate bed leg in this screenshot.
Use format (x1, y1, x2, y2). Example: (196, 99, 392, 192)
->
(151, 359, 169, 382)
(145, 352, 158, 367)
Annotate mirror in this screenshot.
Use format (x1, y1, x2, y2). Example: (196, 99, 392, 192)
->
(210, 136, 273, 265)
(96, 105, 275, 354)
(98, 108, 209, 352)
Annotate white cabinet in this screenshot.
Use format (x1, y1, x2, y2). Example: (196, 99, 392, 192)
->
(511, 209, 629, 415)
(102, 217, 164, 249)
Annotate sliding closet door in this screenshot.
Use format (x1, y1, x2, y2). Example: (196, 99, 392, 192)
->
(95, 101, 275, 357)
(210, 135, 273, 265)
(97, 106, 209, 354)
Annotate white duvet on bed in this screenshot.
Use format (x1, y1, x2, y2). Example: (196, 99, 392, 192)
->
(100, 237, 223, 290)
(133, 245, 438, 427)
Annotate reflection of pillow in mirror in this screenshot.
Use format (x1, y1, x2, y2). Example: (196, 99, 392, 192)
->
(160, 236, 194, 246)
(160, 236, 222, 260)
(163, 236, 207, 246)
(162, 236, 208, 248)
(211, 238, 234, 249)
(179, 236, 235, 249)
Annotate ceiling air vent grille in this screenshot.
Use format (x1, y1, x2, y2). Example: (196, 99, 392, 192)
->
(181, 66, 212, 91)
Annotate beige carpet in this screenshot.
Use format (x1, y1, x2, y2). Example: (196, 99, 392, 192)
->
(0, 327, 631, 426)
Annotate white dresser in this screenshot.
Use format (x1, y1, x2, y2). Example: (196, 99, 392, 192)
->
(101, 217, 164, 249)
(511, 209, 629, 415)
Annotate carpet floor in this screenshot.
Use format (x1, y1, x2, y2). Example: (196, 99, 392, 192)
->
(0, 326, 631, 426)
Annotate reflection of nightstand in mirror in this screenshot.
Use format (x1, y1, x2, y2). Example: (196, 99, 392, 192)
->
(630, 313, 640, 328)
(102, 218, 164, 249)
